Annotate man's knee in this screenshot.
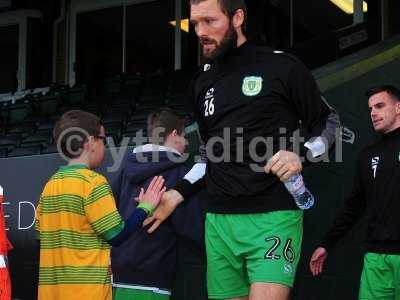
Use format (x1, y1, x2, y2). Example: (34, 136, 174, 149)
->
(249, 282, 290, 300)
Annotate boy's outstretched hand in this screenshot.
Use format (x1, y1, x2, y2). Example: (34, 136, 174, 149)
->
(143, 189, 184, 233)
(137, 176, 166, 210)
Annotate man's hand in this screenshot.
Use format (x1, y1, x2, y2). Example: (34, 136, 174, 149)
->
(264, 150, 302, 181)
(143, 189, 184, 233)
(309, 247, 328, 276)
(137, 176, 166, 209)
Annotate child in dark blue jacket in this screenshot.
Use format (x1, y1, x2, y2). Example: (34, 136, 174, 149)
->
(111, 109, 205, 300)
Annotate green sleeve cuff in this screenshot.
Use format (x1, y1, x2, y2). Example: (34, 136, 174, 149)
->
(137, 202, 155, 216)
(102, 221, 125, 241)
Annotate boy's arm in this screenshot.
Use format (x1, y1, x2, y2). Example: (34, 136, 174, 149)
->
(85, 175, 164, 247)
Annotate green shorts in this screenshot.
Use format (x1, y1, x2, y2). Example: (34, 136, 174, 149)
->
(359, 252, 400, 300)
(205, 210, 303, 299)
(113, 286, 170, 300)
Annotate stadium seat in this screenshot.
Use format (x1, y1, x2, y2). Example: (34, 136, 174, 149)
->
(0, 135, 20, 152)
(169, 74, 192, 94)
(41, 144, 58, 154)
(125, 122, 146, 134)
(0, 102, 10, 127)
(37, 94, 60, 116)
(112, 94, 136, 106)
(20, 133, 50, 148)
(8, 145, 41, 157)
(24, 114, 47, 124)
(102, 114, 126, 127)
(104, 123, 123, 146)
(82, 101, 101, 113)
(143, 74, 167, 95)
(123, 73, 142, 95)
(121, 131, 148, 147)
(104, 76, 122, 95)
(36, 121, 55, 134)
(137, 94, 164, 106)
(68, 86, 87, 106)
(127, 112, 148, 125)
(7, 122, 36, 138)
(0, 148, 7, 158)
(5, 102, 33, 125)
(106, 105, 132, 116)
(0, 124, 4, 136)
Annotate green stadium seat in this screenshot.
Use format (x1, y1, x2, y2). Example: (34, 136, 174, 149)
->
(104, 76, 122, 95)
(0, 149, 7, 158)
(8, 145, 41, 157)
(0, 135, 20, 152)
(104, 123, 123, 146)
(106, 105, 132, 116)
(125, 123, 146, 134)
(84, 102, 103, 116)
(24, 114, 47, 124)
(41, 144, 58, 154)
(121, 131, 147, 147)
(7, 122, 36, 138)
(68, 86, 87, 106)
(123, 73, 142, 95)
(37, 94, 60, 116)
(6, 102, 33, 125)
(137, 94, 163, 105)
(102, 114, 125, 127)
(20, 133, 50, 148)
(128, 112, 149, 124)
(36, 121, 55, 133)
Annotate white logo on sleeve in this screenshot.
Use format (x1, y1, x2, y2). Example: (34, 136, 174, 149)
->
(204, 88, 215, 117)
(204, 64, 211, 71)
(371, 156, 380, 178)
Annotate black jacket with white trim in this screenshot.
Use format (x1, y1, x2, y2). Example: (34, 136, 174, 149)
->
(176, 42, 340, 214)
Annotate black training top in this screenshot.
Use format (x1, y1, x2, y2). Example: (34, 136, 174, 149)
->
(176, 42, 340, 214)
(321, 127, 400, 254)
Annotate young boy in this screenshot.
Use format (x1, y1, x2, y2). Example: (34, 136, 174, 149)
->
(35, 110, 165, 300)
(111, 108, 206, 300)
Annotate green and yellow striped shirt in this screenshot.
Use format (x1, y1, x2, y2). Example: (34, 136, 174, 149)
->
(36, 164, 123, 300)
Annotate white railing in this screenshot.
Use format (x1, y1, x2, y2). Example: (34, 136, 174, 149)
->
(0, 87, 50, 104)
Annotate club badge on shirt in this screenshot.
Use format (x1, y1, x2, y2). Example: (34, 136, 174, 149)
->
(242, 76, 263, 96)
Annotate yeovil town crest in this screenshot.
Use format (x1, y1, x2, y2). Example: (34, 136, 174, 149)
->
(242, 76, 263, 96)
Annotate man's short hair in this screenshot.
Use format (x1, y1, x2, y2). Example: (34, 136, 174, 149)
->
(190, 0, 247, 32)
(147, 108, 186, 145)
(53, 110, 102, 159)
(366, 85, 400, 102)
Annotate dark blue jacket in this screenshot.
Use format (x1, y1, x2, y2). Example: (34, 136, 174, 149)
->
(111, 145, 204, 290)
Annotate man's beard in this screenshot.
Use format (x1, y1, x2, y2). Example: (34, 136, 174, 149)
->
(200, 23, 238, 63)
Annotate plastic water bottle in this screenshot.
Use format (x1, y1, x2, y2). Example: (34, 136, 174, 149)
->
(283, 174, 315, 210)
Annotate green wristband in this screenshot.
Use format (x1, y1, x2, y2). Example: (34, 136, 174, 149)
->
(137, 202, 155, 216)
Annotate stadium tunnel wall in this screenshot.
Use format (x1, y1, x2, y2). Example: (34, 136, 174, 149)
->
(293, 36, 400, 300)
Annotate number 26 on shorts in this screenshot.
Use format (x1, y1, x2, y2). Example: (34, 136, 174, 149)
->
(264, 236, 295, 263)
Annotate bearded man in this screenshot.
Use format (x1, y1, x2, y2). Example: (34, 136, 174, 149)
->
(145, 1, 341, 299)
